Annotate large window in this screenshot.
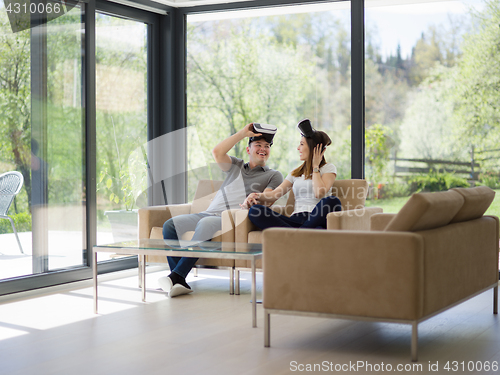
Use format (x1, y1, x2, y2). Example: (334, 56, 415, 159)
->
(0, 1, 154, 293)
(95, 13, 148, 251)
(364, 0, 500, 219)
(0, 1, 85, 279)
(186, 3, 351, 200)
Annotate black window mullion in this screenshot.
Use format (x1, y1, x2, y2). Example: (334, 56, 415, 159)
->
(84, 0, 97, 271)
(351, 0, 365, 179)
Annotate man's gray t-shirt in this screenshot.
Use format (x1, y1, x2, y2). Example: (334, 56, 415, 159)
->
(203, 156, 283, 215)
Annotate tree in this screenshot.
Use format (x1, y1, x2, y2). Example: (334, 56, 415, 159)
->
(409, 14, 468, 86)
(187, 19, 315, 181)
(398, 66, 461, 160)
(0, 8, 31, 211)
(449, 0, 500, 153)
(365, 123, 393, 186)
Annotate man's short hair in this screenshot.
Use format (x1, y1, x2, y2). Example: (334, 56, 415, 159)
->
(249, 123, 277, 145)
(248, 135, 273, 146)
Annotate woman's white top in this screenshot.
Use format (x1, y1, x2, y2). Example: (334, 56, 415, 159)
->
(285, 163, 337, 215)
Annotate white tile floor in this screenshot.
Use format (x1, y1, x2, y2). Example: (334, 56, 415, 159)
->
(0, 267, 499, 375)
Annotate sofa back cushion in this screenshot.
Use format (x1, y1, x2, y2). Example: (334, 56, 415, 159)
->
(281, 179, 368, 215)
(385, 190, 464, 232)
(449, 186, 495, 223)
(332, 179, 368, 210)
(190, 180, 224, 214)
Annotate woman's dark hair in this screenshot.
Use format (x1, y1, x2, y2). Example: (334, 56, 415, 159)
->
(291, 130, 332, 180)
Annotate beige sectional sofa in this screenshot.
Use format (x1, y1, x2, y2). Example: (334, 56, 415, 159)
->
(139, 179, 382, 294)
(232, 179, 382, 292)
(262, 186, 499, 361)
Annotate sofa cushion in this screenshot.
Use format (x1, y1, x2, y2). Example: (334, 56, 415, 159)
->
(150, 226, 163, 239)
(450, 186, 495, 223)
(248, 230, 263, 244)
(331, 179, 368, 210)
(385, 190, 464, 232)
(191, 191, 219, 214)
(190, 180, 224, 214)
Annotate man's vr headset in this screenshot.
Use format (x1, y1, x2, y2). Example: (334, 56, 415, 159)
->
(249, 123, 277, 145)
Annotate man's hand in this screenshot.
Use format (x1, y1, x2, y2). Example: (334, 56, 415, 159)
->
(241, 123, 262, 139)
(240, 192, 261, 209)
(212, 123, 263, 171)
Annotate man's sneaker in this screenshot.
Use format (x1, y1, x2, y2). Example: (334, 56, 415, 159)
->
(169, 284, 193, 298)
(158, 276, 173, 293)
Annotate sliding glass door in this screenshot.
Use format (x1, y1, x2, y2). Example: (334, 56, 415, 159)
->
(95, 12, 148, 260)
(0, 1, 85, 280)
(0, 0, 157, 294)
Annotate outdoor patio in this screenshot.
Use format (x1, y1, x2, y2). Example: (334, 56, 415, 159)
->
(0, 231, 126, 281)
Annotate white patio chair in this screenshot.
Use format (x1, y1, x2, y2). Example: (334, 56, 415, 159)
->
(0, 171, 25, 254)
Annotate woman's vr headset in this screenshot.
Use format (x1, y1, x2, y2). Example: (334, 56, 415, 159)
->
(249, 123, 277, 145)
(298, 119, 326, 150)
(297, 118, 315, 138)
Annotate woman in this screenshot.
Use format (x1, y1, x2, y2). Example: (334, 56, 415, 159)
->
(242, 119, 341, 230)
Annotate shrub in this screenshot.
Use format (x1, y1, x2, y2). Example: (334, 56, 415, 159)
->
(378, 182, 411, 199)
(0, 212, 32, 234)
(478, 171, 500, 189)
(408, 170, 469, 193)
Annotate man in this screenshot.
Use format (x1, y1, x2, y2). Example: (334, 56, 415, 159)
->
(159, 123, 283, 297)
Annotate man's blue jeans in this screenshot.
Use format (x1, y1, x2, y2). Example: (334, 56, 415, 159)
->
(163, 212, 222, 278)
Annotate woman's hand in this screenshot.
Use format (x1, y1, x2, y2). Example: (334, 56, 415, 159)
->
(240, 192, 261, 209)
(312, 144, 325, 169)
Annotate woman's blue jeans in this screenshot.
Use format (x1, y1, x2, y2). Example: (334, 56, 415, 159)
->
(248, 195, 342, 230)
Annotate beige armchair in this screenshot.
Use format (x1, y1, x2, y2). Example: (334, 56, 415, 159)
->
(233, 179, 383, 293)
(138, 180, 239, 293)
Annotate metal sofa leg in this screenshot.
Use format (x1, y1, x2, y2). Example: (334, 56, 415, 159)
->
(193, 268, 198, 277)
(264, 310, 270, 347)
(494, 285, 498, 314)
(411, 322, 418, 362)
(235, 269, 240, 295)
(8, 217, 24, 254)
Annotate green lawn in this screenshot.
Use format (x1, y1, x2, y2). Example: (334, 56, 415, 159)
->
(365, 189, 500, 217)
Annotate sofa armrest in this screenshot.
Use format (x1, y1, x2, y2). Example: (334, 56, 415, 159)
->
(138, 204, 192, 239)
(326, 207, 383, 231)
(221, 208, 240, 242)
(234, 209, 259, 243)
(370, 213, 396, 231)
(262, 228, 424, 320)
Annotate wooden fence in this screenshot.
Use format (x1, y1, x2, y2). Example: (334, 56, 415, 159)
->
(391, 147, 500, 181)
(391, 156, 480, 180)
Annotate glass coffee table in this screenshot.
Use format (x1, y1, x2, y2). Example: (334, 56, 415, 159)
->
(93, 239, 263, 327)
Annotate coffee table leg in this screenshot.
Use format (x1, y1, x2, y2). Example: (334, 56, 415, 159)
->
(140, 254, 146, 302)
(252, 258, 257, 328)
(235, 269, 240, 295)
(229, 267, 234, 295)
(93, 249, 98, 314)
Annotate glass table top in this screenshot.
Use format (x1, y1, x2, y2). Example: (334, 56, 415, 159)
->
(94, 239, 263, 254)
